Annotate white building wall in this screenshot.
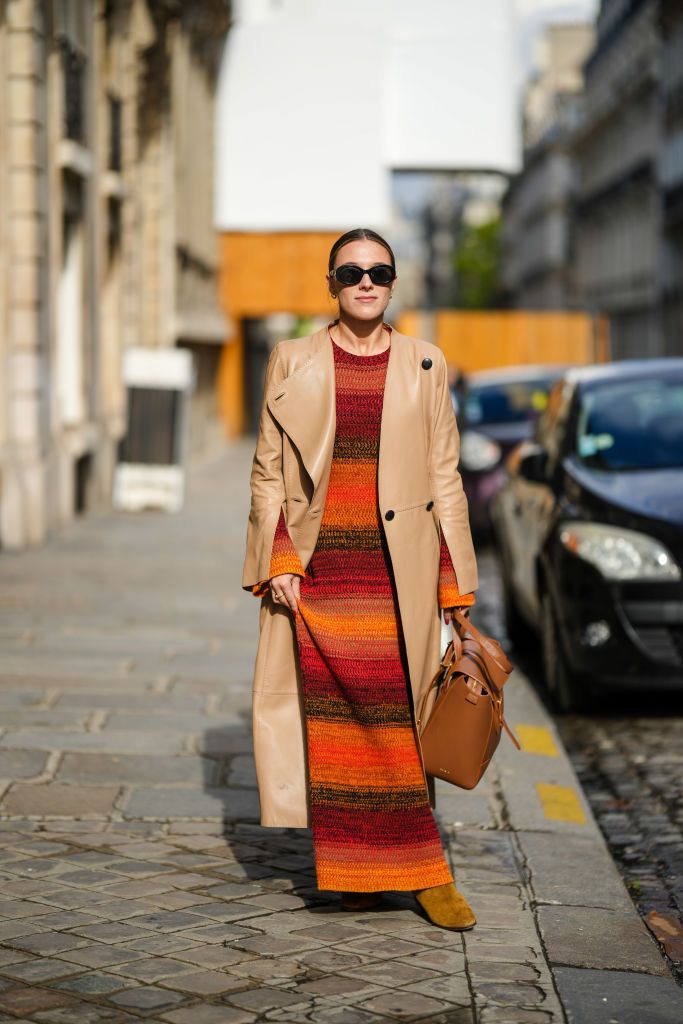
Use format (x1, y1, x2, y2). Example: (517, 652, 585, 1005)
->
(216, 0, 519, 231)
(215, 22, 387, 231)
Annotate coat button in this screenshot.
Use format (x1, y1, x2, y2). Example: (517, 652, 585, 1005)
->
(421, 357, 432, 370)
(426, 500, 434, 511)
(385, 510, 395, 521)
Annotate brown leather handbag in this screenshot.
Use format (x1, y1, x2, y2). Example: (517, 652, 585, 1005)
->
(416, 609, 521, 789)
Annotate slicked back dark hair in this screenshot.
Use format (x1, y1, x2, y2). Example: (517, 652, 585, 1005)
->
(328, 228, 396, 273)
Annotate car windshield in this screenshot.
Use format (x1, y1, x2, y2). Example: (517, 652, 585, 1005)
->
(576, 376, 683, 471)
(463, 377, 558, 426)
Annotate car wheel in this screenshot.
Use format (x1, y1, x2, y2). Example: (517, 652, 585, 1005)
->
(541, 591, 588, 714)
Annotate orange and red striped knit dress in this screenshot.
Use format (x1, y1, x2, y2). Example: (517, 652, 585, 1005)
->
(252, 327, 474, 892)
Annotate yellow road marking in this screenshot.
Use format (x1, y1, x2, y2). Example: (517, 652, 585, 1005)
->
(516, 724, 559, 757)
(536, 783, 587, 823)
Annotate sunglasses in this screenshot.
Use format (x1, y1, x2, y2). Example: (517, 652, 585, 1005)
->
(330, 263, 396, 286)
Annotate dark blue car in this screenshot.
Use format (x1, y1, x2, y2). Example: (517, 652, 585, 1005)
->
(490, 359, 683, 712)
(456, 365, 570, 534)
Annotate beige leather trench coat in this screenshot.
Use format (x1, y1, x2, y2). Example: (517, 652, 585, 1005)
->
(242, 323, 478, 827)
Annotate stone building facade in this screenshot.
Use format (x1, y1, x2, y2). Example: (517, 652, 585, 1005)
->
(573, 0, 662, 358)
(501, 23, 594, 310)
(503, 1, 683, 358)
(501, 0, 683, 360)
(0, 0, 230, 550)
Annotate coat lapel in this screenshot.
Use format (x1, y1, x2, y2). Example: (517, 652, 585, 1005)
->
(265, 324, 412, 500)
(266, 326, 336, 495)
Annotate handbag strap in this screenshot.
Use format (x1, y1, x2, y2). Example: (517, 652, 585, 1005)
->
(416, 659, 450, 728)
(451, 612, 513, 678)
(454, 632, 510, 691)
(451, 611, 512, 670)
(455, 652, 521, 751)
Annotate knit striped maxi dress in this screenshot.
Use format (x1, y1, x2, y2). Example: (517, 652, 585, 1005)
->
(253, 328, 474, 892)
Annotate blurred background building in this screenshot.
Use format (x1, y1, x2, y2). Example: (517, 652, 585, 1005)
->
(501, 22, 595, 309)
(0, 0, 230, 549)
(573, 0, 662, 357)
(502, 0, 683, 359)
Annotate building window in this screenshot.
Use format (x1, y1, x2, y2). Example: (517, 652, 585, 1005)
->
(59, 36, 86, 142)
(108, 93, 122, 171)
(107, 197, 122, 266)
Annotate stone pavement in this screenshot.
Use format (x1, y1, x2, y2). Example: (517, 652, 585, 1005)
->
(0, 441, 682, 1024)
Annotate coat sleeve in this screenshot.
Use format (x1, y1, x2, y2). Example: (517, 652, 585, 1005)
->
(242, 344, 298, 593)
(250, 508, 306, 597)
(438, 524, 475, 609)
(428, 349, 479, 596)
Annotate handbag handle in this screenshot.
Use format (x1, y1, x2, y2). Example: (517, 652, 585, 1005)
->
(415, 620, 479, 729)
(449, 620, 463, 661)
(451, 611, 513, 677)
(448, 639, 522, 751)
(451, 616, 520, 748)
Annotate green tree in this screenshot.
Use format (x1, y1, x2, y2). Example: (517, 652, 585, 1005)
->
(453, 216, 501, 309)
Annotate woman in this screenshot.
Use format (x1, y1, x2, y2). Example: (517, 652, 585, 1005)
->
(242, 228, 478, 929)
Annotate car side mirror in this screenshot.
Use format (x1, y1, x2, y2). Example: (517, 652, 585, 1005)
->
(517, 445, 549, 484)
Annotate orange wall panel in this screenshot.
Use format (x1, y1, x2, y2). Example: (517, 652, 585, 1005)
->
(219, 232, 339, 318)
(396, 310, 610, 370)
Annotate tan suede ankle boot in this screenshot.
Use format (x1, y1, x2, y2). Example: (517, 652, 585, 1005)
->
(415, 882, 476, 930)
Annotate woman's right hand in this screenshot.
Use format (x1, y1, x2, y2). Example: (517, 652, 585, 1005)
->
(269, 573, 301, 614)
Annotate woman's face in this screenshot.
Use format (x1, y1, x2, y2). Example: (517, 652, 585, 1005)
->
(327, 239, 396, 322)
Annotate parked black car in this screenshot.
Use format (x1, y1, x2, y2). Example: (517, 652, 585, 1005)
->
(490, 359, 683, 712)
(456, 365, 569, 534)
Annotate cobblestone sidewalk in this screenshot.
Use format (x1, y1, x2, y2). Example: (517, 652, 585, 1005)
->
(0, 443, 679, 1024)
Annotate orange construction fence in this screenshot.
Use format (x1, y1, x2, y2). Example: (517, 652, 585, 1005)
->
(396, 310, 610, 372)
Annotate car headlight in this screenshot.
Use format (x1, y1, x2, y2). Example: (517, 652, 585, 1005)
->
(559, 522, 682, 581)
(460, 431, 501, 472)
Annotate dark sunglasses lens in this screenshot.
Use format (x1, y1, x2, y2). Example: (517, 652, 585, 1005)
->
(369, 265, 395, 285)
(335, 265, 363, 285)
